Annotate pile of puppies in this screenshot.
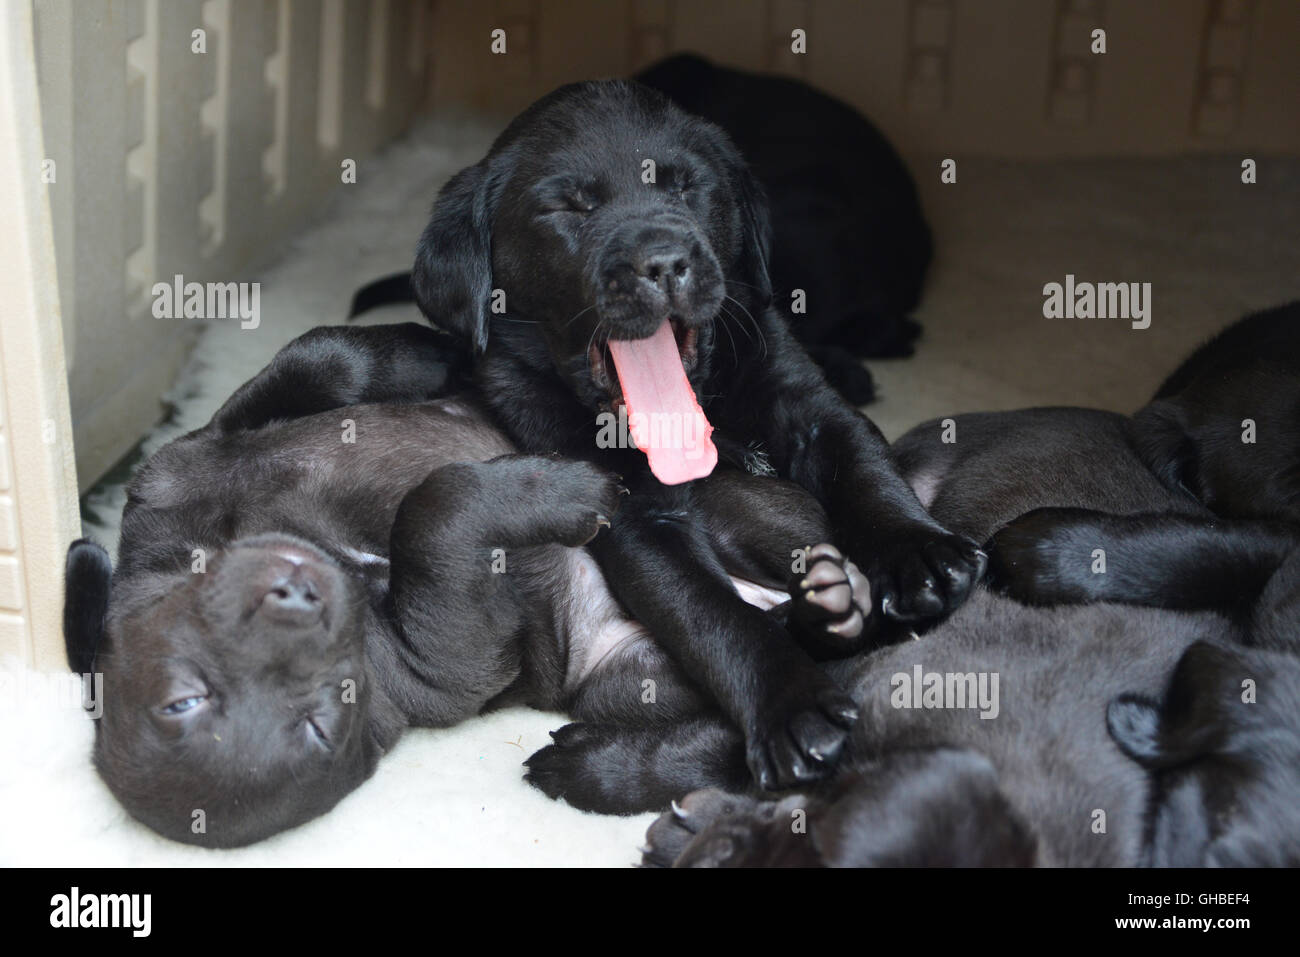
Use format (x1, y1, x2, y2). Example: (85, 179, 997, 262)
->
(64, 57, 1300, 864)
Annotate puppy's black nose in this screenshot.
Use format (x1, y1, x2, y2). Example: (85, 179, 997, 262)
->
(635, 248, 691, 293)
(262, 576, 322, 622)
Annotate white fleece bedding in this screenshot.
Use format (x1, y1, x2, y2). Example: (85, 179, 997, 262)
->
(3, 110, 1296, 867)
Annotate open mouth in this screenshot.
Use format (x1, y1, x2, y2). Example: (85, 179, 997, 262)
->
(583, 316, 717, 485)
(588, 317, 698, 411)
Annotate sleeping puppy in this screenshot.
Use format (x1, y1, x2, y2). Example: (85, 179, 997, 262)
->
(636, 406, 1300, 866)
(635, 53, 932, 376)
(645, 628, 1300, 867)
(62, 324, 872, 846)
(407, 79, 984, 793)
(988, 301, 1300, 615)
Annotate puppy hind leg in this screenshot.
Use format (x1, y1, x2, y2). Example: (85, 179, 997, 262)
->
(524, 716, 751, 816)
(693, 470, 834, 587)
(985, 508, 1300, 615)
(207, 323, 470, 434)
(386, 456, 622, 724)
(567, 635, 711, 727)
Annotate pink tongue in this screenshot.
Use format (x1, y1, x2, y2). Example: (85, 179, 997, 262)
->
(606, 323, 717, 485)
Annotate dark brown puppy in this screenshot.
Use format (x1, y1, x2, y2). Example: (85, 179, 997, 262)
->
(408, 79, 983, 792)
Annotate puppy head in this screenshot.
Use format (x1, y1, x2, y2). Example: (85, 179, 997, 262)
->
(65, 534, 380, 847)
(1108, 641, 1300, 866)
(412, 80, 772, 413)
(1133, 362, 1300, 523)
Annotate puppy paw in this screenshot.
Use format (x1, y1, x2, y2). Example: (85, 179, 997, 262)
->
(745, 675, 858, 792)
(984, 507, 1109, 605)
(641, 788, 810, 868)
(788, 543, 872, 658)
(494, 454, 624, 547)
(524, 723, 649, 815)
(866, 528, 985, 628)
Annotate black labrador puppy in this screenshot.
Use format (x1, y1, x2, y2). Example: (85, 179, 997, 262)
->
(62, 324, 869, 847)
(351, 55, 931, 405)
(406, 80, 984, 792)
(635, 53, 932, 376)
(638, 406, 1300, 866)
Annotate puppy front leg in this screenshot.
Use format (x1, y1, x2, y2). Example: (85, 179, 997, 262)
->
(587, 491, 858, 791)
(734, 319, 985, 636)
(385, 454, 622, 725)
(208, 323, 469, 433)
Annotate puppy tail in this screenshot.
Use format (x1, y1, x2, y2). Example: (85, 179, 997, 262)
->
(348, 271, 414, 320)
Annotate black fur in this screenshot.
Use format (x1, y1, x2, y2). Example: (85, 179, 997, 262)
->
(404, 79, 982, 792)
(64, 323, 875, 845)
(635, 402, 1300, 866)
(988, 303, 1300, 613)
(634, 306, 1300, 867)
(350, 56, 936, 406)
(635, 53, 931, 367)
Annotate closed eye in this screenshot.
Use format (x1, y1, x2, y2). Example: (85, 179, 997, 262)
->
(566, 189, 598, 213)
(303, 715, 334, 751)
(536, 176, 601, 215)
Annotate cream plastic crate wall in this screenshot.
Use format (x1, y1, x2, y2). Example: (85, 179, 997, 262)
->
(431, 0, 1300, 158)
(34, 0, 433, 494)
(0, 0, 80, 671)
(0, 0, 433, 671)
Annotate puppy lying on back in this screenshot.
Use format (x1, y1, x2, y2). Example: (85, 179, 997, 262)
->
(63, 324, 872, 847)
(639, 405, 1300, 866)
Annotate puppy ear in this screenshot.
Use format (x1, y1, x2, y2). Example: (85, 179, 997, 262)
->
(1131, 399, 1199, 500)
(1106, 694, 1165, 765)
(63, 539, 112, 674)
(1108, 641, 1244, 769)
(726, 156, 774, 307)
(412, 161, 494, 353)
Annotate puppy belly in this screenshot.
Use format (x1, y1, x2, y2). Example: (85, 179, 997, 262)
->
(561, 549, 789, 690)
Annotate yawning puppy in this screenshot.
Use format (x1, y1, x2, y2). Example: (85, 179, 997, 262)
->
(408, 80, 984, 791)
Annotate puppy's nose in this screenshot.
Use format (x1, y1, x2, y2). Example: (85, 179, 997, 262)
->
(261, 575, 323, 623)
(635, 248, 691, 293)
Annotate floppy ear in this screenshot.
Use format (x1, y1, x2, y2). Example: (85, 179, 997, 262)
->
(1108, 641, 1245, 769)
(725, 155, 773, 308)
(412, 161, 494, 353)
(1131, 399, 1199, 500)
(64, 539, 112, 675)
